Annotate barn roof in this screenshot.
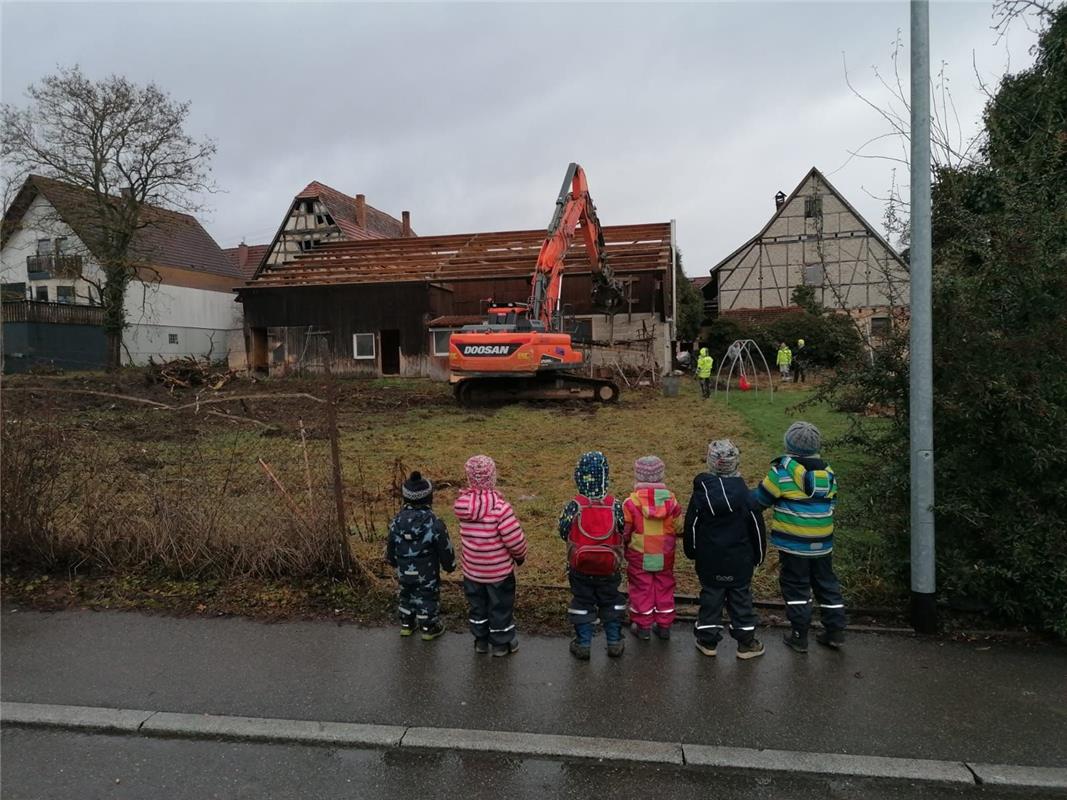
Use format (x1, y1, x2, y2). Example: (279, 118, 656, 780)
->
(2, 175, 241, 279)
(242, 222, 673, 289)
(296, 181, 409, 241)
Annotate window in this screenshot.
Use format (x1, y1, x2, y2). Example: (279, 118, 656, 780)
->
(353, 333, 376, 360)
(168, 333, 179, 344)
(299, 239, 315, 252)
(569, 318, 593, 344)
(56, 286, 75, 304)
(1, 282, 27, 300)
(54, 237, 69, 254)
(303, 200, 315, 214)
(803, 263, 823, 286)
(804, 195, 823, 218)
(35, 286, 49, 302)
(431, 330, 454, 357)
(870, 317, 891, 338)
(37, 238, 52, 255)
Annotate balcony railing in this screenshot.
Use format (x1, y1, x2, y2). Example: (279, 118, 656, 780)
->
(26, 253, 84, 280)
(1, 299, 105, 326)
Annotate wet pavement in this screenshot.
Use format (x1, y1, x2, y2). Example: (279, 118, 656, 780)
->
(4, 728, 1047, 800)
(2, 605, 1065, 767)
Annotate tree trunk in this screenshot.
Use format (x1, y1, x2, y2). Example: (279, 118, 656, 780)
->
(101, 263, 131, 369)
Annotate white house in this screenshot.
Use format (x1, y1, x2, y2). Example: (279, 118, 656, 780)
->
(1, 175, 244, 366)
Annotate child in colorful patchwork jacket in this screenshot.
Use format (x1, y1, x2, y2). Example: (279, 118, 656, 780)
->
(385, 471, 457, 640)
(454, 455, 528, 657)
(622, 456, 683, 641)
(750, 421, 846, 653)
(559, 451, 627, 661)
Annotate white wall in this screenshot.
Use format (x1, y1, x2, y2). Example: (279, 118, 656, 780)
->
(2, 194, 244, 366)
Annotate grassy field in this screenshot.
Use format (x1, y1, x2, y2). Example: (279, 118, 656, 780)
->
(1, 370, 899, 625)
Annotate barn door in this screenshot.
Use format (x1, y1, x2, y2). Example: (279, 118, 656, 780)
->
(380, 329, 401, 375)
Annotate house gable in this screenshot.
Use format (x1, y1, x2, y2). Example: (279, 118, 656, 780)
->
(710, 167, 908, 313)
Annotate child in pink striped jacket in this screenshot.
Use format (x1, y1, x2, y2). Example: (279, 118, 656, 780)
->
(454, 455, 528, 657)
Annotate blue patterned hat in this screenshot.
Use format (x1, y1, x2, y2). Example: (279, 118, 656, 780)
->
(574, 451, 610, 499)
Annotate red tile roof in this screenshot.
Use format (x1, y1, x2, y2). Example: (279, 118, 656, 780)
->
(690, 276, 711, 289)
(244, 222, 672, 289)
(221, 243, 271, 279)
(296, 181, 410, 239)
(3, 175, 241, 280)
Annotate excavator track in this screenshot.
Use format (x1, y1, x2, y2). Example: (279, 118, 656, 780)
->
(454, 373, 620, 406)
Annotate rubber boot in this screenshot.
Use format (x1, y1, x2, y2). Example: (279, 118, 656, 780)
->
(605, 620, 625, 658)
(570, 623, 593, 661)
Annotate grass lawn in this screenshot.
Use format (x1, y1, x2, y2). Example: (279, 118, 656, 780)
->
(2, 370, 900, 624)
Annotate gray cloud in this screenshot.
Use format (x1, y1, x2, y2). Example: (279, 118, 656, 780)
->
(1, 2, 1038, 274)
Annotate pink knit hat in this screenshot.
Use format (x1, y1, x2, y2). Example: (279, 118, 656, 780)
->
(634, 455, 666, 484)
(464, 455, 497, 489)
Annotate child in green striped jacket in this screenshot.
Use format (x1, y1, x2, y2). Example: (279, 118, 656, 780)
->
(751, 421, 846, 653)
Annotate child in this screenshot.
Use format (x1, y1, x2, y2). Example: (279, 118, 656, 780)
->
(683, 440, 767, 659)
(385, 471, 457, 640)
(454, 455, 527, 657)
(751, 421, 846, 653)
(622, 456, 683, 641)
(559, 451, 627, 660)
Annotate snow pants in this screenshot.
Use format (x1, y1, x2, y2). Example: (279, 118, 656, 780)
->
(464, 575, 517, 646)
(626, 565, 676, 629)
(694, 583, 759, 645)
(568, 571, 626, 644)
(778, 552, 847, 632)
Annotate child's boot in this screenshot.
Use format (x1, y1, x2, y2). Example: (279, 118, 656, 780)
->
(474, 639, 490, 654)
(400, 611, 416, 637)
(782, 627, 809, 653)
(630, 622, 651, 641)
(737, 636, 765, 660)
(570, 623, 593, 660)
(605, 621, 625, 658)
(492, 640, 519, 657)
(653, 623, 671, 640)
(421, 620, 445, 641)
(816, 628, 845, 649)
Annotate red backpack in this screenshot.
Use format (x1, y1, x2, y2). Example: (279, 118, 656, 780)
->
(567, 495, 622, 576)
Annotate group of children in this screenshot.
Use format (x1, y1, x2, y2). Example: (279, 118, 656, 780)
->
(385, 420, 845, 659)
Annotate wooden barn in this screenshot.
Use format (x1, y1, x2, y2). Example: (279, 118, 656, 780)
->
(236, 222, 676, 380)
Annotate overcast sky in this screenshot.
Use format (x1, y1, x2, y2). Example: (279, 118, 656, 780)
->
(0, 1, 1040, 275)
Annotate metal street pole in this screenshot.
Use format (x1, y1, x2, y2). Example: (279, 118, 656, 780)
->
(909, 0, 937, 633)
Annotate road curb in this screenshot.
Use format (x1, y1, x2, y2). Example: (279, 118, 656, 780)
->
(683, 743, 974, 785)
(402, 726, 684, 765)
(4, 701, 1066, 792)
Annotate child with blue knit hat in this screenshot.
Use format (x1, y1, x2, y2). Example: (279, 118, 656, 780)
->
(751, 421, 847, 653)
(559, 451, 627, 660)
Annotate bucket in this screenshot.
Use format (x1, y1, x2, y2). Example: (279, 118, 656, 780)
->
(662, 375, 681, 397)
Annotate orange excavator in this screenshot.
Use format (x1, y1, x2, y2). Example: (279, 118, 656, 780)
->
(448, 163, 624, 404)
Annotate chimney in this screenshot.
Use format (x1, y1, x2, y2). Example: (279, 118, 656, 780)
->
(402, 210, 411, 237)
(236, 242, 249, 270)
(355, 194, 367, 228)
(775, 190, 786, 210)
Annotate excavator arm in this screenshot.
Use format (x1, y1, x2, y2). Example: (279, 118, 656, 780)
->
(529, 163, 623, 330)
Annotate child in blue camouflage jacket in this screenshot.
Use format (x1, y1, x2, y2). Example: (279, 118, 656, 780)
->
(386, 471, 457, 640)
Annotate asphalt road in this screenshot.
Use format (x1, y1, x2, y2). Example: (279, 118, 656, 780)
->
(3, 606, 1066, 767)
(4, 728, 1043, 800)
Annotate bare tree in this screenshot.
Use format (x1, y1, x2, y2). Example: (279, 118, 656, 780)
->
(2, 66, 216, 367)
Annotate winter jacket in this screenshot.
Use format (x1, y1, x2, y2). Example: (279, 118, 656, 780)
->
(622, 484, 682, 572)
(776, 347, 793, 367)
(696, 349, 714, 379)
(751, 455, 837, 556)
(683, 474, 767, 588)
(385, 504, 456, 587)
(454, 489, 527, 583)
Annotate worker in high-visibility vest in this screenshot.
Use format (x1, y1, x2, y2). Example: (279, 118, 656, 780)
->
(696, 347, 714, 399)
(776, 342, 793, 380)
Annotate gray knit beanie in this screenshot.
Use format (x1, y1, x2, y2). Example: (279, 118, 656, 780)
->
(634, 455, 666, 484)
(706, 439, 741, 477)
(784, 421, 821, 456)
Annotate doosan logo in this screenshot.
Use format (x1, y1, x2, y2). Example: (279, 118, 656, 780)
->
(460, 343, 520, 357)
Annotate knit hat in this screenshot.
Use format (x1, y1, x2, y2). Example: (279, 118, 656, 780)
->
(634, 455, 666, 484)
(784, 421, 821, 456)
(402, 471, 433, 502)
(574, 451, 610, 499)
(706, 439, 741, 477)
(464, 455, 497, 489)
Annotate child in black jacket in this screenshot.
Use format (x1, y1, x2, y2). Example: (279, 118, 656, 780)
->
(386, 471, 456, 641)
(683, 440, 767, 659)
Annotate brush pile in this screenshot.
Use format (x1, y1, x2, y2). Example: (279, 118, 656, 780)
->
(146, 356, 236, 392)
